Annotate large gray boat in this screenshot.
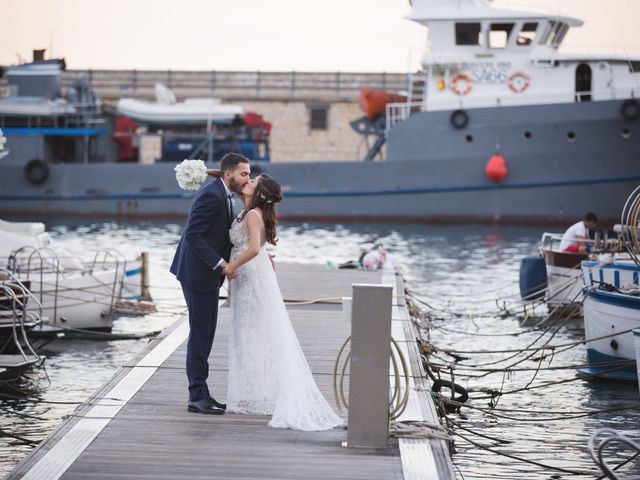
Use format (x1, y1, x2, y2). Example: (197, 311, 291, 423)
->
(1, 0, 639, 223)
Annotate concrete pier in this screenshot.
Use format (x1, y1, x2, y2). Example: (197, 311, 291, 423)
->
(7, 263, 455, 480)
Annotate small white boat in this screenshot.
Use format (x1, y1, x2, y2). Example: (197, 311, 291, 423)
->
(116, 83, 244, 125)
(0, 96, 76, 117)
(579, 263, 640, 381)
(0, 219, 51, 259)
(9, 248, 122, 331)
(539, 232, 587, 308)
(1, 220, 146, 331)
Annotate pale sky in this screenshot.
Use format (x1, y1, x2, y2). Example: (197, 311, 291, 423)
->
(1, 0, 639, 72)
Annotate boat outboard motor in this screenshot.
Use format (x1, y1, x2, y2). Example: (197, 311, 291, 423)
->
(519, 256, 547, 301)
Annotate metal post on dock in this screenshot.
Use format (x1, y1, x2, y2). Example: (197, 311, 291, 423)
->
(140, 252, 151, 301)
(347, 283, 393, 448)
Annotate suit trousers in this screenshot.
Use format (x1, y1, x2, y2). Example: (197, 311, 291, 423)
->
(181, 283, 220, 402)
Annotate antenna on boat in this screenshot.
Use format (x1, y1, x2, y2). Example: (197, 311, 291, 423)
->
(625, 49, 640, 92)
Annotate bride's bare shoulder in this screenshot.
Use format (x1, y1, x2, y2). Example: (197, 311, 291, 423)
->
(248, 208, 264, 220)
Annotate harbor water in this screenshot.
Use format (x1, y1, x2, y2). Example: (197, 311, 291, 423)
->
(1, 219, 639, 478)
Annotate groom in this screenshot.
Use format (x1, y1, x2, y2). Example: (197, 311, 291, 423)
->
(170, 153, 251, 414)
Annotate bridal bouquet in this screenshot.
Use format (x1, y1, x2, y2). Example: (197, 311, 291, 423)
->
(175, 159, 208, 190)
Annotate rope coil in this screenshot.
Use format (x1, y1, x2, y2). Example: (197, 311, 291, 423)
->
(620, 184, 640, 265)
(332, 335, 411, 422)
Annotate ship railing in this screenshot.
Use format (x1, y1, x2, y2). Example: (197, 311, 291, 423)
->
(57, 70, 410, 102)
(0, 268, 45, 326)
(540, 231, 622, 255)
(9, 247, 62, 324)
(0, 282, 42, 365)
(540, 232, 564, 252)
(0, 100, 106, 130)
(90, 249, 126, 310)
(385, 102, 423, 135)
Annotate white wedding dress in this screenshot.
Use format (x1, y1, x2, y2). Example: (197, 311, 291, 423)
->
(227, 209, 343, 431)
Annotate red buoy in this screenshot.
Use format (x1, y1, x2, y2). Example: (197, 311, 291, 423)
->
(485, 154, 508, 182)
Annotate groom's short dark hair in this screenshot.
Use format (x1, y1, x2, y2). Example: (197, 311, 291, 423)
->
(220, 153, 250, 172)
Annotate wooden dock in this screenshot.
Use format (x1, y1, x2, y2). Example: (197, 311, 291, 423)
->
(8, 264, 455, 480)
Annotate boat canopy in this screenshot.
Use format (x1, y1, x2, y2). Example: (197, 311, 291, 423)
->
(406, 0, 582, 27)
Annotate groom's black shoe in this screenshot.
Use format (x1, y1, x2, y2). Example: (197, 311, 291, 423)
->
(208, 397, 226, 410)
(188, 398, 225, 415)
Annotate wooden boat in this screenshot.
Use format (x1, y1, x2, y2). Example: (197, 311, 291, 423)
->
(579, 259, 640, 380)
(539, 232, 588, 308)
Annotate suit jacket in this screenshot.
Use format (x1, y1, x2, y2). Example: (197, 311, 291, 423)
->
(170, 178, 232, 292)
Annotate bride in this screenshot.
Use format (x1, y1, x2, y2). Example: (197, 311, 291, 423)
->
(222, 173, 343, 431)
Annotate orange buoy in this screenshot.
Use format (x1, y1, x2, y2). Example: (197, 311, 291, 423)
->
(486, 154, 508, 182)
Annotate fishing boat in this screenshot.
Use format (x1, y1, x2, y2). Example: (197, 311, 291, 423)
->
(579, 280, 640, 381)
(519, 230, 625, 309)
(0, 0, 639, 221)
(577, 185, 640, 381)
(538, 232, 588, 308)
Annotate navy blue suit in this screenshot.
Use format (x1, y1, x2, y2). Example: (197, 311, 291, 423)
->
(170, 178, 232, 402)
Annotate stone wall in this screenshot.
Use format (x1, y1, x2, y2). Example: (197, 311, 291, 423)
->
(239, 100, 373, 162)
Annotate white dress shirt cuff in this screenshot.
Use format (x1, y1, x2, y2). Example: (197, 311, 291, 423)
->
(214, 258, 225, 270)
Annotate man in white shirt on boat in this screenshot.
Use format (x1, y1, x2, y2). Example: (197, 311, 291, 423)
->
(559, 212, 598, 253)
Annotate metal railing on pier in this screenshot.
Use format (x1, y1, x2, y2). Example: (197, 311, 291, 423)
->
(56, 69, 409, 102)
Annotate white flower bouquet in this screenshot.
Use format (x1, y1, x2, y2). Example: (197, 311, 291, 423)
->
(0, 128, 6, 151)
(175, 159, 208, 190)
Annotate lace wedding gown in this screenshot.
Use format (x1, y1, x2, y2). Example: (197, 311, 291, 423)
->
(227, 209, 343, 431)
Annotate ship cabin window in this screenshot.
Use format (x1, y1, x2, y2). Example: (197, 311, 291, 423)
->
(455, 23, 483, 46)
(539, 20, 556, 44)
(516, 23, 538, 46)
(541, 20, 569, 47)
(489, 23, 514, 49)
(551, 22, 569, 47)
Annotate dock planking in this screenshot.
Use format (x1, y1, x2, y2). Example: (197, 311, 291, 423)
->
(8, 263, 454, 480)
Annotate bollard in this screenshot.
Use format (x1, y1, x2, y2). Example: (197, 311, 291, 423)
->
(347, 283, 393, 448)
(140, 252, 152, 301)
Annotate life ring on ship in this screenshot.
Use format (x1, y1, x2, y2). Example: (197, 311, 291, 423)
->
(621, 99, 640, 121)
(24, 159, 49, 185)
(451, 73, 473, 96)
(508, 71, 530, 93)
(450, 109, 469, 129)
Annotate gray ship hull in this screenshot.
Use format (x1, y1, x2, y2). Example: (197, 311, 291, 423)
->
(1, 100, 638, 224)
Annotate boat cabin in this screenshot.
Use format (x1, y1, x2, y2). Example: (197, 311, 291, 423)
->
(401, 0, 640, 112)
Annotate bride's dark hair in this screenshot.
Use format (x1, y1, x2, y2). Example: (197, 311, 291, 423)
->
(240, 174, 283, 245)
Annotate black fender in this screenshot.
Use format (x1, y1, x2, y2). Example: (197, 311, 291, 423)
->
(450, 109, 469, 129)
(24, 159, 50, 185)
(621, 99, 640, 121)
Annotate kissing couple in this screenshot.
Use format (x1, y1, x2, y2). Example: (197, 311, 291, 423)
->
(170, 153, 342, 431)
